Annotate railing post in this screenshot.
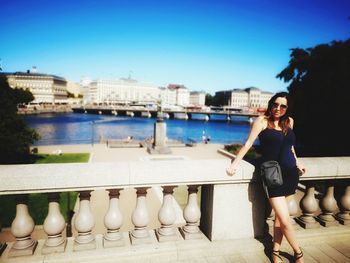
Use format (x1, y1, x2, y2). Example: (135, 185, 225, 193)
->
(336, 183, 350, 225)
(318, 182, 339, 226)
(180, 185, 203, 239)
(296, 182, 320, 229)
(42, 192, 67, 254)
(103, 189, 125, 248)
(73, 191, 96, 251)
(156, 185, 180, 242)
(130, 187, 152, 245)
(8, 194, 38, 257)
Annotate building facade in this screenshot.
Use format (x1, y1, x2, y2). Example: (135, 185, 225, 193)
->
(189, 91, 206, 106)
(87, 78, 160, 105)
(215, 87, 273, 110)
(167, 84, 190, 107)
(2, 71, 68, 104)
(159, 87, 177, 108)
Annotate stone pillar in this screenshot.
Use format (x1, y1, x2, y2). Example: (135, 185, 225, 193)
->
(130, 187, 152, 245)
(154, 119, 166, 148)
(336, 184, 350, 225)
(103, 189, 124, 247)
(148, 119, 171, 154)
(296, 183, 320, 229)
(180, 185, 203, 240)
(8, 195, 38, 257)
(42, 192, 67, 254)
(73, 191, 96, 251)
(318, 182, 339, 226)
(287, 195, 301, 230)
(156, 186, 180, 242)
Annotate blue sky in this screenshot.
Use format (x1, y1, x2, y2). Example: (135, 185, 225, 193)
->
(1, 0, 349, 94)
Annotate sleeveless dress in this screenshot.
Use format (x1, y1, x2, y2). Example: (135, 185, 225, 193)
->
(258, 127, 299, 198)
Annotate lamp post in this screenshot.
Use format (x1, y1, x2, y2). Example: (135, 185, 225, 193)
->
(91, 121, 95, 146)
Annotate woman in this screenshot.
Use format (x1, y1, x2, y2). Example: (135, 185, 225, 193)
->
(226, 92, 305, 263)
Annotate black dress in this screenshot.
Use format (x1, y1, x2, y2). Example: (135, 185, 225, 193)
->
(258, 128, 299, 198)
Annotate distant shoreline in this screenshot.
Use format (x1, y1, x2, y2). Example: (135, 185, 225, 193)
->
(18, 105, 72, 115)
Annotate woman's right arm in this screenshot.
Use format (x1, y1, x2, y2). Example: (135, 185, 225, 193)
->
(226, 116, 265, 176)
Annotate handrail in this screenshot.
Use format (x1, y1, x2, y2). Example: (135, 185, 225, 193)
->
(1, 156, 350, 195)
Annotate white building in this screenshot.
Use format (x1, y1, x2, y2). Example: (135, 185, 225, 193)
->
(167, 84, 190, 107)
(215, 87, 273, 110)
(190, 91, 206, 106)
(159, 87, 177, 108)
(2, 69, 67, 104)
(87, 78, 160, 105)
(230, 89, 249, 109)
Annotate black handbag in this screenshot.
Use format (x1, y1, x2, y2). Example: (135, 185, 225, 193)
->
(260, 160, 283, 188)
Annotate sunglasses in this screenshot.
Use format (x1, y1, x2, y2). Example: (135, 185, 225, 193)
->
(272, 102, 288, 110)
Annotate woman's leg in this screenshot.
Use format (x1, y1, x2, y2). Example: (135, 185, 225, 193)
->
(273, 216, 283, 251)
(272, 216, 284, 262)
(269, 195, 304, 262)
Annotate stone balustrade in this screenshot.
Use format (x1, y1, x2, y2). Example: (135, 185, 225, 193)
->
(0, 156, 350, 260)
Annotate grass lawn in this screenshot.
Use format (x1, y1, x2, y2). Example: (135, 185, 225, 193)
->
(31, 153, 90, 163)
(0, 153, 89, 228)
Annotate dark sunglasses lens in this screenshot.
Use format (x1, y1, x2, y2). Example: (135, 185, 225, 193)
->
(272, 103, 287, 110)
(280, 104, 287, 110)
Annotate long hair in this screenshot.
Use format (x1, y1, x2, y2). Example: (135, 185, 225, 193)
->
(264, 92, 293, 135)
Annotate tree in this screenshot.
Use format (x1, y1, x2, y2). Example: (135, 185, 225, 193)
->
(205, 93, 213, 106)
(0, 75, 39, 163)
(277, 39, 350, 156)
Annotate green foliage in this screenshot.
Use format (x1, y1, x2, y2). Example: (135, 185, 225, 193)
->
(0, 192, 78, 228)
(224, 143, 261, 162)
(0, 75, 39, 163)
(33, 153, 90, 163)
(205, 93, 213, 106)
(0, 153, 88, 227)
(277, 39, 350, 156)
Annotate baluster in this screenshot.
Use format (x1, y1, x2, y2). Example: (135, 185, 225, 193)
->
(8, 195, 38, 257)
(103, 189, 124, 247)
(296, 183, 320, 229)
(130, 187, 152, 245)
(287, 195, 301, 230)
(180, 185, 203, 239)
(156, 186, 180, 242)
(42, 192, 67, 254)
(318, 182, 339, 226)
(336, 184, 350, 225)
(73, 191, 96, 251)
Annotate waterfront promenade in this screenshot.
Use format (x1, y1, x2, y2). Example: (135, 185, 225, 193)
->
(1, 143, 350, 262)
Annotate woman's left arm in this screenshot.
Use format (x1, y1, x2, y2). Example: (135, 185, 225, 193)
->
(290, 117, 306, 175)
(291, 146, 306, 175)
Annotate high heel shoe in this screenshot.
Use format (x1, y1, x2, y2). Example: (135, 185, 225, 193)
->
(294, 249, 303, 262)
(272, 250, 283, 263)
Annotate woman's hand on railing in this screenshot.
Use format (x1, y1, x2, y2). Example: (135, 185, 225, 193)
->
(297, 163, 306, 176)
(226, 160, 238, 176)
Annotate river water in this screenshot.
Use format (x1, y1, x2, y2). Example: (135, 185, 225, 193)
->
(24, 113, 254, 146)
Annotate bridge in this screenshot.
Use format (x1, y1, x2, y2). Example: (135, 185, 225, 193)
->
(71, 106, 259, 121)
